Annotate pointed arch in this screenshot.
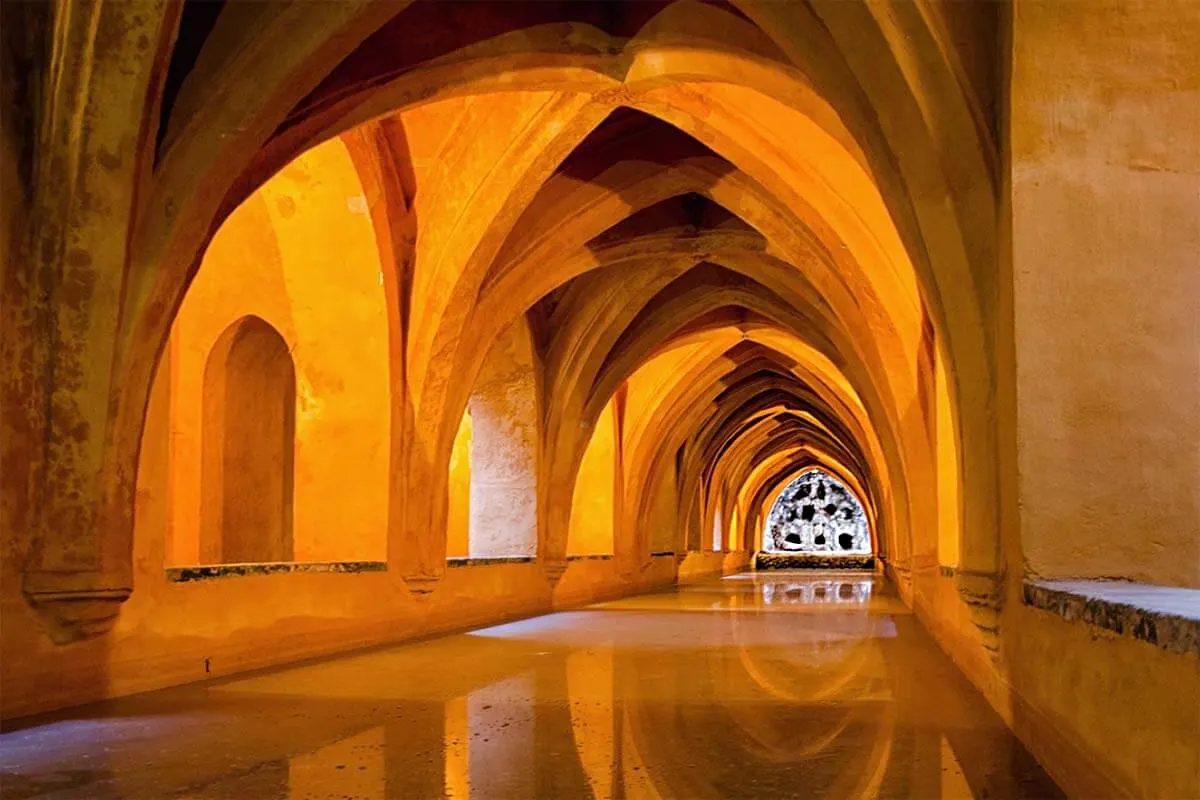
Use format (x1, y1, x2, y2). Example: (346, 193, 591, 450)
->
(762, 468, 870, 556)
(200, 315, 295, 563)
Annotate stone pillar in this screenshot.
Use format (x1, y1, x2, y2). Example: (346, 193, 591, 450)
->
(467, 320, 539, 558)
(13, 1, 177, 643)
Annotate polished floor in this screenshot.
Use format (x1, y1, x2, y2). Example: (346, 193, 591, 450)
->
(1, 572, 1062, 799)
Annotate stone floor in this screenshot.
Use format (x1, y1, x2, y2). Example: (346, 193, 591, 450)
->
(0, 572, 1062, 799)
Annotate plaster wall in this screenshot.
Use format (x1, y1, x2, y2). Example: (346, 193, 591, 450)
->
(914, 567, 1200, 799)
(165, 137, 390, 565)
(910, 10, 1200, 787)
(1010, 0, 1200, 587)
(935, 348, 960, 568)
(646, 462, 678, 555)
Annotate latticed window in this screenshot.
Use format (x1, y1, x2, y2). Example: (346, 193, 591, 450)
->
(764, 469, 870, 555)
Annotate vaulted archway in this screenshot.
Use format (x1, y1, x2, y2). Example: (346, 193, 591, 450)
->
(8, 5, 1194, 796)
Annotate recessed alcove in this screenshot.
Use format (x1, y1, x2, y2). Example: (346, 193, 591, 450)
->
(201, 315, 296, 565)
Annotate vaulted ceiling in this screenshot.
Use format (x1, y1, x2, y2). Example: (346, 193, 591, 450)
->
(7, 0, 1004, 637)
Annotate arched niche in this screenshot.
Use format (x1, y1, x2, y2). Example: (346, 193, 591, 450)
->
(200, 316, 296, 564)
(762, 469, 870, 556)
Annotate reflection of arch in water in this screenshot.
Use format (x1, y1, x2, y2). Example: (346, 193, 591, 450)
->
(761, 578, 873, 606)
(763, 468, 871, 554)
(721, 588, 897, 795)
(611, 594, 896, 798)
(730, 580, 886, 707)
(566, 648, 616, 799)
(618, 651, 895, 798)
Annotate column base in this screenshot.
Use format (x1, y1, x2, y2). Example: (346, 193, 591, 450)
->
(542, 559, 569, 586)
(23, 574, 131, 644)
(955, 569, 1005, 657)
(403, 573, 442, 600)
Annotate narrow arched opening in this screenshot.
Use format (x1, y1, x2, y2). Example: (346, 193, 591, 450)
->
(201, 315, 296, 564)
(566, 399, 618, 557)
(712, 502, 724, 553)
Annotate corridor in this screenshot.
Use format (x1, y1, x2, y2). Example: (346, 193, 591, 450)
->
(0, 572, 1061, 799)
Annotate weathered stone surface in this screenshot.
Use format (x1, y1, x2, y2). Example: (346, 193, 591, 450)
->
(1023, 579, 1200, 656)
(446, 556, 535, 568)
(167, 561, 387, 583)
(755, 553, 875, 571)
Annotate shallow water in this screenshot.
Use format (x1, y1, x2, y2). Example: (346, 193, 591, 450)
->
(0, 571, 1062, 799)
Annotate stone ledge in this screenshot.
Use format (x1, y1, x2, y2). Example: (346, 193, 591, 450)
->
(1023, 579, 1200, 655)
(167, 561, 387, 582)
(446, 556, 535, 568)
(756, 553, 875, 571)
(650, 551, 676, 557)
(567, 554, 614, 561)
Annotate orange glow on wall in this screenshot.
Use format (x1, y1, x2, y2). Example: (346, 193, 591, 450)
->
(200, 315, 296, 564)
(447, 411, 473, 559)
(5, 8, 1196, 798)
(160, 136, 390, 565)
(567, 400, 618, 556)
(935, 348, 960, 568)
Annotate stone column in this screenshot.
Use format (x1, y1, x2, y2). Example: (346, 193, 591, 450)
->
(13, 1, 177, 643)
(467, 321, 539, 559)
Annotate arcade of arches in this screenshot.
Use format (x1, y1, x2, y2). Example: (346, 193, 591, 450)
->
(0, 2, 1197, 798)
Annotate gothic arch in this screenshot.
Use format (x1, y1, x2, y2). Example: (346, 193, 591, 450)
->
(762, 469, 871, 556)
(200, 315, 296, 564)
(17, 0, 1000, 644)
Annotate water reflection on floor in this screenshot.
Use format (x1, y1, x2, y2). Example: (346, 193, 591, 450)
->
(0, 572, 1062, 799)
